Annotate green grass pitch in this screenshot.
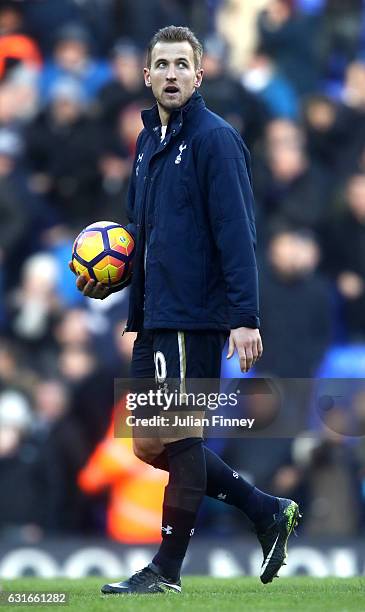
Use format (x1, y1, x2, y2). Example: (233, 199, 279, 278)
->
(1, 577, 364, 611)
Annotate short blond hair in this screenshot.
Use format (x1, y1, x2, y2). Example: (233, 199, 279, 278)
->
(146, 25, 203, 70)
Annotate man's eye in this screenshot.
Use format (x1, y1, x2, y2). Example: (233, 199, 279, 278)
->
(178, 62, 187, 68)
(157, 62, 166, 68)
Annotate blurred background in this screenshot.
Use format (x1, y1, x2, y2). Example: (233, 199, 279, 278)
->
(1, 0, 365, 578)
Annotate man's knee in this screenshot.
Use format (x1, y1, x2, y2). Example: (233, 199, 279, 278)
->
(133, 438, 164, 464)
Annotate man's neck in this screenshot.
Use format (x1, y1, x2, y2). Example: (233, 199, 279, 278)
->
(156, 90, 196, 125)
(157, 103, 171, 127)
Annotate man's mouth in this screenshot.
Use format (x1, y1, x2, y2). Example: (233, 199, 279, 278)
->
(164, 85, 179, 94)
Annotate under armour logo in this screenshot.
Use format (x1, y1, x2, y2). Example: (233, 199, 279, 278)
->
(217, 492, 227, 500)
(175, 142, 187, 165)
(232, 472, 239, 479)
(162, 525, 173, 535)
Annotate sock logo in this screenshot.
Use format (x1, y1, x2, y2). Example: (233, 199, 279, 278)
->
(217, 492, 227, 500)
(190, 528, 195, 536)
(161, 525, 173, 535)
(232, 471, 239, 479)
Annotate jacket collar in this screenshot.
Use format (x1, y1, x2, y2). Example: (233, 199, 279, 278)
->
(141, 90, 205, 135)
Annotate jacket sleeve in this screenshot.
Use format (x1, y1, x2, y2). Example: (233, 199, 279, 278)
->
(108, 133, 143, 295)
(198, 127, 260, 329)
(125, 134, 143, 240)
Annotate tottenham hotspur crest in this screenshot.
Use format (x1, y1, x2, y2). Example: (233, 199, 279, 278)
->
(175, 142, 187, 165)
(136, 152, 144, 176)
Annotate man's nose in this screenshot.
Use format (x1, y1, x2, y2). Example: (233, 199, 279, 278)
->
(166, 64, 177, 80)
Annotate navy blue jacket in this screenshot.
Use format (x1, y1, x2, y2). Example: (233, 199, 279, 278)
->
(125, 91, 260, 332)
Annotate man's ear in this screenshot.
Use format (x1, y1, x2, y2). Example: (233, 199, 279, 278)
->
(194, 68, 204, 89)
(144, 67, 151, 87)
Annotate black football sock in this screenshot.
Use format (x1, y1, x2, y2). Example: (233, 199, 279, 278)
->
(152, 438, 206, 581)
(150, 446, 278, 532)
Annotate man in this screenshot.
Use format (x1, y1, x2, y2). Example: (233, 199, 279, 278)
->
(70, 26, 300, 594)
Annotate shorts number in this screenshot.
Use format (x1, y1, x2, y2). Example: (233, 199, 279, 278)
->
(154, 351, 167, 383)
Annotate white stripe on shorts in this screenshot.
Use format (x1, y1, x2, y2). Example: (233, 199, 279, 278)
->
(177, 331, 187, 398)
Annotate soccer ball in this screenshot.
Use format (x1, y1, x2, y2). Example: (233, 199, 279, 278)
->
(72, 221, 135, 288)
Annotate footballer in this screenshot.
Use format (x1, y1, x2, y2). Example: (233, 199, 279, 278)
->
(70, 25, 300, 594)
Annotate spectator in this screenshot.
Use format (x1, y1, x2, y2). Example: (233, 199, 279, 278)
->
(302, 94, 345, 175)
(40, 225, 85, 308)
(254, 119, 330, 241)
(66, 0, 115, 56)
(0, 125, 60, 295)
(0, 339, 38, 397)
(0, 128, 55, 297)
(256, 228, 332, 377)
(98, 39, 152, 125)
(23, 0, 84, 57)
(0, 129, 26, 279)
(26, 77, 103, 230)
(3, 65, 40, 125)
(0, 0, 42, 81)
(273, 427, 362, 536)
(113, 101, 144, 158)
(113, 0, 188, 49)
(334, 61, 365, 179)
(199, 35, 267, 148)
(319, 0, 363, 93)
(24, 0, 114, 57)
(242, 50, 299, 120)
(57, 341, 115, 452)
(31, 379, 90, 532)
(9, 253, 62, 371)
(324, 173, 365, 340)
(39, 23, 111, 104)
(78, 409, 167, 543)
(0, 389, 45, 540)
(96, 148, 131, 225)
(299, 425, 361, 536)
(257, 0, 320, 95)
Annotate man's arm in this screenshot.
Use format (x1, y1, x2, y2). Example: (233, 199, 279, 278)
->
(199, 127, 263, 372)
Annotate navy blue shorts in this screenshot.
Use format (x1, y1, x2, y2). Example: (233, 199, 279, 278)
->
(131, 329, 227, 381)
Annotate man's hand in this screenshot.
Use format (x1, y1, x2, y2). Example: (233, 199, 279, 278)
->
(227, 327, 263, 373)
(68, 261, 110, 300)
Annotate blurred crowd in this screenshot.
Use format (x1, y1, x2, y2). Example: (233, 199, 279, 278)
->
(1, 0, 365, 543)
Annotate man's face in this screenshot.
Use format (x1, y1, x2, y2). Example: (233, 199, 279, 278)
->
(144, 41, 203, 113)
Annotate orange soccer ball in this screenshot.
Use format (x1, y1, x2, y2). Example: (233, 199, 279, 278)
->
(72, 221, 135, 288)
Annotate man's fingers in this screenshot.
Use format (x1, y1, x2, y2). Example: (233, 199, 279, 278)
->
(69, 261, 89, 292)
(84, 280, 109, 299)
(82, 279, 97, 296)
(95, 282, 110, 299)
(244, 348, 254, 372)
(257, 337, 263, 359)
(251, 344, 259, 366)
(73, 268, 110, 299)
(229, 328, 262, 372)
(226, 334, 235, 359)
(76, 274, 88, 291)
(239, 350, 247, 373)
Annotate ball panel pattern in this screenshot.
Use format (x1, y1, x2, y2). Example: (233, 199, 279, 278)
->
(75, 230, 104, 263)
(72, 222, 135, 288)
(107, 227, 134, 257)
(93, 255, 126, 285)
